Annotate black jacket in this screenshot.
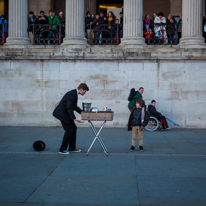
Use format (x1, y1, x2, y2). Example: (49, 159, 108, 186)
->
(128, 108, 149, 131)
(59, 16, 65, 32)
(85, 16, 93, 30)
(93, 18, 100, 32)
(53, 89, 82, 123)
(148, 105, 161, 117)
(166, 20, 176, 36)
(38, 15, 49, 24)
(120, 17, 123, 25)
(28, 15, 38, 32)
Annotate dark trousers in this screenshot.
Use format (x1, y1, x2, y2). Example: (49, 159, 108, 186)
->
(60, 120, 77, 151)
(157, 116, 168, 129)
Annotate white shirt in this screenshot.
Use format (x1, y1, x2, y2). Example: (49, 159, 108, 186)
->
(76, 89, 79, 96)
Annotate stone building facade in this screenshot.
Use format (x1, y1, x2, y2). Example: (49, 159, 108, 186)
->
(0, 0, 206, 128)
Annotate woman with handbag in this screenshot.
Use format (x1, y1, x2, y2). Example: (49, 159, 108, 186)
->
(154, 12, 168, 44)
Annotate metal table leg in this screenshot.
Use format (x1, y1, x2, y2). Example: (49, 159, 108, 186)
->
(89, 121, 108, 153)
(87, 121, 108, 156)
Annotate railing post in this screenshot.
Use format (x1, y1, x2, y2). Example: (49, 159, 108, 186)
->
(90, 23, 92, 45)
(2, 23, 4, 44)
(32, 24, 34, 45)
(116, 23, 119, 45)
(59, 24, 61, 44)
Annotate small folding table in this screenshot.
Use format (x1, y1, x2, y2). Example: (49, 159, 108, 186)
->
(81, 111, 114, 156)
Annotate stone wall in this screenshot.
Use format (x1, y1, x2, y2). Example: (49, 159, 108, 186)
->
(143, 0, 170, 18)
(0, 47, 206, 128)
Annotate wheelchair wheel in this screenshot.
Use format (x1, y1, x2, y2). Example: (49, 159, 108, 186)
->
(145, 117, 159, 131)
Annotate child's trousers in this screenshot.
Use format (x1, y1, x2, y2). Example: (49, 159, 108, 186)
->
(132, 126, 143, 147)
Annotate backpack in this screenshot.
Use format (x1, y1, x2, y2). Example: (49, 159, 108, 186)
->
(128, 88, 136, 101)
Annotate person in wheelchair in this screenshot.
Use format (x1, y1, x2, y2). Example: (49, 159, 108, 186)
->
(148, 100, 170, 130)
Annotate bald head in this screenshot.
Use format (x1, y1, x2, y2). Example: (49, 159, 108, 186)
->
(59, 12, 63, 18)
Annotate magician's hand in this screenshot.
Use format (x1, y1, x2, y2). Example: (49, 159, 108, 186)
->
(75, 119, 85, 123)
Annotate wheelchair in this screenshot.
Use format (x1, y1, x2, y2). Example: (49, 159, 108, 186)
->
(145, 116, 166, 132)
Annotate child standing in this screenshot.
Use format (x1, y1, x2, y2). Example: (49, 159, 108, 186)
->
(128, 99, 146, 152)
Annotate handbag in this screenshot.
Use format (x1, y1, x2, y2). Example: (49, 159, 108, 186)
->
(155, 30, 162, 37)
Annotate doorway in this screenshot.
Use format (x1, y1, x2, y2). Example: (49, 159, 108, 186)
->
(96, 0, 123, 19)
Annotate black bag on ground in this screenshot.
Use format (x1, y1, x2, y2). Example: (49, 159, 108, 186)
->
(128, 88, 136, 101)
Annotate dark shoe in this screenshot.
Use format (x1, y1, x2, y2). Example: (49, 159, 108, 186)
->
(139, 146, 144, 152)
(69, 149, 81, 153)
(58, 150, 70, 155)
(130, 146, 135, 151)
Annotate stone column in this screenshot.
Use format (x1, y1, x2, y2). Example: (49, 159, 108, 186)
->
(62, 0, 87, 45)
(5, 0, 31, 46)
(121, 0, 145, 45)
(180, 0, 205, 48)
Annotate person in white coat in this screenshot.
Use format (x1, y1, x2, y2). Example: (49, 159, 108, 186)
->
(154, 12, 168, 44)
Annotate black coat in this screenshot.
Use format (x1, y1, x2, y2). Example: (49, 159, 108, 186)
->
(85, 16, 93, 30)
(148, 105, 161, 118)
(38, 15, 49, 24)
(99, 16, 107, 31)
(53, 89, 82, 123)
(93, 18, 100, 32)
(128, 108, 149, 131)
(28, 15, 38, 32)
(59, 16, 65, 32)
(120, 17, 123, 25)
(167, 21, 176, 36)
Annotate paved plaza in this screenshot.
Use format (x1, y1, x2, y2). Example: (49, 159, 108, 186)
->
(0, 126, 206, 206)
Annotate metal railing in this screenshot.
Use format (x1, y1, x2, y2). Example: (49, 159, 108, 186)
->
(0, 23, 5, 45)
(29, 23, 62, 45)
(143, 23, 179, 45)
(86, 23, 121, 45)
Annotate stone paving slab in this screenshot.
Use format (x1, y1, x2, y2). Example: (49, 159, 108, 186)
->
(0, 127, 206, 206)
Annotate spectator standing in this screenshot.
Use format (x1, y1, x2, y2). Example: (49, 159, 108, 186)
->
(114, 19, 122, 37)
(154, 12, 168, 44)
(28, 11, 38, 33)
(177, 14, 182, 41)
(0, 15, 8, 41)
(91, 14, 95, 21)
(143, 14, 153, 32)
(92, 14, 100, 43)
(48, 9, 60, 42)
(107, 11, 115, 39)
(144, 28, 153, 44)
(128, 87, 144, 111)
(38, 10, 49, 40)
(59, 11, 65, 42)
(85, 11, 93, 44)
(120, 12, 123, 25)
(167, 18, 176, 44)
(99, 11, 107, 40)
(203, 15, 206, 43)
(153, 12, 157, 21)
